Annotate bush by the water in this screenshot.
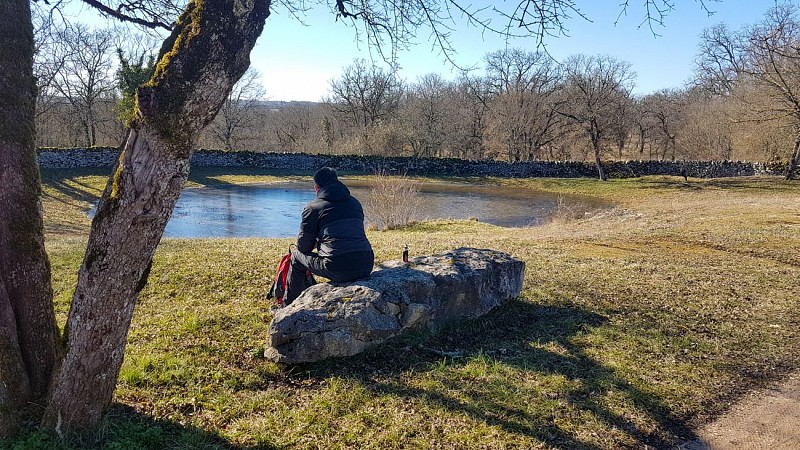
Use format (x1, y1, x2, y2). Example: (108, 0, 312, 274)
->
(365, 171, 421, 230)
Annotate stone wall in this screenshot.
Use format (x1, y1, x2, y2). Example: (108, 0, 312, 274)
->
(37, 147, 787, 178)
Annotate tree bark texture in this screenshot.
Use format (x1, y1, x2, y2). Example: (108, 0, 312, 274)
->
(589, 123, 607, 181)
(787, 137, 800, 180)
(0, 0, 59, 434)
(43, 0, 271, 432)
(594, 148, 608, 181)
(0, 281, 30, 436)
(592, 143, 607, 181)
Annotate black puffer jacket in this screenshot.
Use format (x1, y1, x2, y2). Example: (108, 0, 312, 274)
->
(296, 180, 372, 258)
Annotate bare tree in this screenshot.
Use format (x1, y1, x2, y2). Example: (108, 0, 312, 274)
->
(366, 170, 421, 230)
(327, 59, 404, 154)
(483, 48, 563, 161)
(32, 3, 69, 123)
(328, 59, 403, 128)
(694, 23, 743, 95)
(321, 114, 335, 151)
(50, 23, 119, 147)
(678, 87, 737, 160)
(402, 73, 448, 157)
(43, 0, 271, 432)
(2, 0, 271, 434)
(332, 0, 720, 63)
(608, 91, 635, 159)
(630, 97, 653, 158)
(642, 88, 686, 160)
(208, 67, 266, 150)
(696, 3, 800, 178)
(559, 54, 636, 180)
(444, 74, 490, 159)
(729, 81, 796, 161)
(271, 102, 324, 151)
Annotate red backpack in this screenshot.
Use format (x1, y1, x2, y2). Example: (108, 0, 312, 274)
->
(267, 252, 315, 306)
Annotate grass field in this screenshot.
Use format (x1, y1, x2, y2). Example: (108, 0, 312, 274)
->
(7, 167, 800, 449)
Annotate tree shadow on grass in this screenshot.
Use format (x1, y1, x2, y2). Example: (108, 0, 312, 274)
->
(634, 176, 798, 193)
(187, 166, 312, 188)
(187, 166, 242, 188)
(39, 166, 306, 205)
(40, 167, 111, 205)
(3, 404, 270, 450)
(292, 298, 699, 449)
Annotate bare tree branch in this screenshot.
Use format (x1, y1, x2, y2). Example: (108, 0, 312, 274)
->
(78, 0, 176, 29)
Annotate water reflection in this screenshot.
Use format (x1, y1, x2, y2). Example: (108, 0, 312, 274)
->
(164, 184, 310, 238)
(144, 181, 605, 238)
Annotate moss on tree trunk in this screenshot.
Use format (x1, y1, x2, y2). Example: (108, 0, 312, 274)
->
(0, 0, 58, 436)
(42, 0, 271, 433)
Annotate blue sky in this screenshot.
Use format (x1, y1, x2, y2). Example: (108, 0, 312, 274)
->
(253, 0, 776, 100)
(68, 0, 778, 101)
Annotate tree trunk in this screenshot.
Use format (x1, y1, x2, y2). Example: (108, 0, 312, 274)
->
(593, 141, 607, 181)
(590, 128, 607, 181)
(0, 280, 31, 436)
(639, 136, 645, 156)
(42, 0, 271, 433)
(44, 126, 191, 431)
(0, 0, 59, 436)
(89, 110, 97, 147)
(81, 115, 92, 148)
(671, 137, 676, 161)
(786, 137, 800, 180)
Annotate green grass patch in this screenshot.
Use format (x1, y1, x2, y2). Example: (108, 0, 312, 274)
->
(6, 169, 798, 449)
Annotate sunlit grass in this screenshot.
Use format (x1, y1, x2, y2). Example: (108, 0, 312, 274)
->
(20, 167, 800, 449)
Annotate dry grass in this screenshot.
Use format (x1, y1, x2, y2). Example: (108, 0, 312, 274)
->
(546, 195, 603, 225)
(39, 168, 107, 236)
(10, 169, 800, 449)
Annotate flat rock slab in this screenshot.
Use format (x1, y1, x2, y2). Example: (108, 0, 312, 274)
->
(265, 247, 525, 364)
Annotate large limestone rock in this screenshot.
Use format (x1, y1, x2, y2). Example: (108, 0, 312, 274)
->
(265, 247, 525, 364)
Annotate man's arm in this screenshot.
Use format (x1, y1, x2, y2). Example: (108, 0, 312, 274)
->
(296, 205, 318, 253)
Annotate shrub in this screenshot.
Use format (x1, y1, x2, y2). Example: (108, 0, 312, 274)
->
(547, 196, 596, 225)
(365, 170, 421, 230)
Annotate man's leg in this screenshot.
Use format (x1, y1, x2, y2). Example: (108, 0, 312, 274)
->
(285, 250, 375, 304)
(284, 250, 333, 305)
(324, 251, 375, 283)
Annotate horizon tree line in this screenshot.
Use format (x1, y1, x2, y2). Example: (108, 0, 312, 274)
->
(34, 16, 799, 180)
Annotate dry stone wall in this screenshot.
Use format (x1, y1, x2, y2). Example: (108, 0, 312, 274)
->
(37, 147, 786, 178)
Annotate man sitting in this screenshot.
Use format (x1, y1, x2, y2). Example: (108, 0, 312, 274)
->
(284, 167, 374, 305)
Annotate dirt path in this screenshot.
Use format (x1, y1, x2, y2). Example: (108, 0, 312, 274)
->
(684, 372, 800, 449)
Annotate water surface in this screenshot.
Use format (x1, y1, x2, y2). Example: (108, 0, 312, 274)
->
(154, 181, 605, 238)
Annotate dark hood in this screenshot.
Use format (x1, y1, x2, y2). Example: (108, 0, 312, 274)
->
(316, 180, 351, 201)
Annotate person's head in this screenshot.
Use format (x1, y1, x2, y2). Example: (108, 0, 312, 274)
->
(313, 167, 338, 191)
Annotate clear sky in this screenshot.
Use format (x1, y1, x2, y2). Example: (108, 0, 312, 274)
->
(68, 0, 779, 101)
(253, 0, 778, 101)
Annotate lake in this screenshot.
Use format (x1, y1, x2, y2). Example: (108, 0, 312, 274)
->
(151, 181, 605, 238)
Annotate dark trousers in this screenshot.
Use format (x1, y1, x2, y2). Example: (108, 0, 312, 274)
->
(285, 249, 374, 305)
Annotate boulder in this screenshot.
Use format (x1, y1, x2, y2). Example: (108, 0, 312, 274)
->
(264, 247, 525, 364)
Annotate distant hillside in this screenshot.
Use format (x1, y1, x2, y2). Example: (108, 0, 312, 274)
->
(254, 100, 323, 110)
